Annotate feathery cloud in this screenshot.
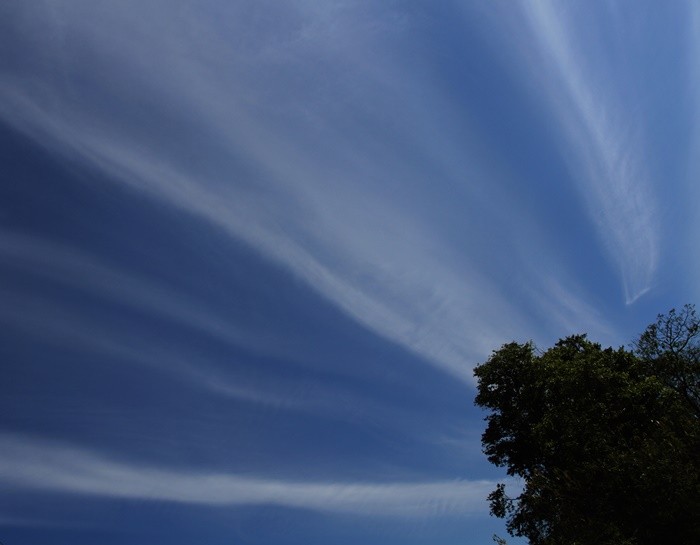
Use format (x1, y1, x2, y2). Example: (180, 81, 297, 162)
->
(518, 1, 659, 304)
(0, 434, 496, 517)
(0, 1, 534, 381)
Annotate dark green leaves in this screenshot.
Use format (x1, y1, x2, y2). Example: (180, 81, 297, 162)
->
(474, 320, 700, 545)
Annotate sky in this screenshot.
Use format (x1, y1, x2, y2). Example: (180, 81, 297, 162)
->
(0, 1, 697, 544)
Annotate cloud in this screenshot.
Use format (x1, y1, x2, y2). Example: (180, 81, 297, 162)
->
(0, 1, 537, 382)
(516, 1, 659, 304)
(0, 434, 496, 517)
(0, 275, 460, 435)
(0, 232, 279, 355)
(0, 283, 348, 413)
(0, 1, 628, 382)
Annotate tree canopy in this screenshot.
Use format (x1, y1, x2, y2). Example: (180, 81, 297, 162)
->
(474, 307, 700, 545)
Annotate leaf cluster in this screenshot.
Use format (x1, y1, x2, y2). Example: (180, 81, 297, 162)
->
(474, 315, 700, 545)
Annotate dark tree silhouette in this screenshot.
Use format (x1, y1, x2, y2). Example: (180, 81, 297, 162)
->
(475, 310, 700, 545)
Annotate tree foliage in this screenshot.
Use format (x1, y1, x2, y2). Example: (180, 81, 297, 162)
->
(634, 304, 700, 418)
(474, 308, 700, 545)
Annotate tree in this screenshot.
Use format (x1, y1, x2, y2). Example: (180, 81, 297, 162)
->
(633, 304, 700, 418)
(474, 321, 700, 545)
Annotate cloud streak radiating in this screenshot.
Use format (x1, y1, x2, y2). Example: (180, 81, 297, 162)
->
(0, 434, 496, 517)
(0, 1, 627, 383)
(516, 1, 659, 303)
(0, 1, 534, 380)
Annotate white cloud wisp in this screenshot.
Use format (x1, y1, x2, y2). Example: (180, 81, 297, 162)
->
(522, 1, 659, 304)
(0, 1, 534, 382)
(0, 434, 496, 517)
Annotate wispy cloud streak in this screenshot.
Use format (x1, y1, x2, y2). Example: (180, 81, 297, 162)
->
(0, 232, 279, 355)
(0, 434, 496, 517)
(0, 286, 345, 413)
(0, 1, 536, 380)
(499, 1, 659, 304)
(0, 283, 459, 435)
(0, 1, 638, 382)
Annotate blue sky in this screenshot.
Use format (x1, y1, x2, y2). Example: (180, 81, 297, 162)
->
(0, 1, 697, 544)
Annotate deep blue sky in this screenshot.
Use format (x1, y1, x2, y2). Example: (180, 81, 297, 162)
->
(0, 2, 697, 544)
